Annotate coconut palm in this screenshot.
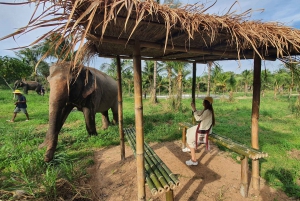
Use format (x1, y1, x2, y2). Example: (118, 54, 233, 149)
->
(172, 61, 190, 110)
(100, 58, 132, 79)
(241, 69, 253, 96)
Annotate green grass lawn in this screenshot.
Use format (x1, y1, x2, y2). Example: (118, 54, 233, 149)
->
(0, 89, 299, 200)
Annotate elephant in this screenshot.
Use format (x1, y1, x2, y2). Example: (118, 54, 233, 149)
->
(14, 80, 43, 95)
(39, 62, 119, 162)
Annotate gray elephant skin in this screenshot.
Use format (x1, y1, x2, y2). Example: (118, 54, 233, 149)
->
(39, 62, 118, 162)
(14, 80, 42, 95)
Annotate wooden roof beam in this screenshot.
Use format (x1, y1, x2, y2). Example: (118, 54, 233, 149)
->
(87, 33, 255, 59)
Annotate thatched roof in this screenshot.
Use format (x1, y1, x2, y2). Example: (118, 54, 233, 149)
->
(1, 0, 300, 65)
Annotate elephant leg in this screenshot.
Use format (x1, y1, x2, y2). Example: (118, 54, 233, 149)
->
(101, 110, 110, 130)
(23, 86, 28, 94)
(39, 104, 74, 162)
(112, 109, 118, 125)
(82, 107, 98, 135)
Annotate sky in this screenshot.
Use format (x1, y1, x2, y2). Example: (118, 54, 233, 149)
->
(0, 0, 300, 75)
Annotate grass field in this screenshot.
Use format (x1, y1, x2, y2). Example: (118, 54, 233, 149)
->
(0, 89, 299, 200)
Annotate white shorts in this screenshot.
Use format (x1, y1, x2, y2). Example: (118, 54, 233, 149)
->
(14, 107, 28, 114)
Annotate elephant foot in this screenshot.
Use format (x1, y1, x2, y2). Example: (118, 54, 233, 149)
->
(44, 149, 55, 162)
(89, 132, 98, 136)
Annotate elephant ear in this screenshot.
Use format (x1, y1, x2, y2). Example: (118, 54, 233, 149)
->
(81, 68, 96, 98)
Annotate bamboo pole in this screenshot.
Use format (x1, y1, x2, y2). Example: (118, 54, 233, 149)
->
(145, 143, 180, 187)
(182, 127, 187, 149)
(146, 175, 159, 196)
(126, 129, 165, 195)
(192, 62, 196, 125)
(133, 40, 146, 201)
(251, 53, 261, 190)
(127, 129, 169, 191)
(116, 55, 125, 160)
(125, 127, 180, 197)
(166, 189, 174, 201)
(240, 156, 249, 197)
(144, 147, 175, 190)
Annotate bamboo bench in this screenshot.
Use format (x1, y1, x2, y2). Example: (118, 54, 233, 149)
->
(178, 122, 268, 197)
(124, 127, 180, 201)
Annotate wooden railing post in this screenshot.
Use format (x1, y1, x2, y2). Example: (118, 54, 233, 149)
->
(182, 127, 187, 149)
(240, 156, 249, 197)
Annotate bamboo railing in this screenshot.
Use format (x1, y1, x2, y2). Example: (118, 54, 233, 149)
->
(124, 127, 180, 197)
(178, 122, 268, 159)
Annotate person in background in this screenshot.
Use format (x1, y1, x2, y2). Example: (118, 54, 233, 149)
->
(8, 90, 30, 122)
(182, 96, 215, 166)
(41, 86, 45, 96)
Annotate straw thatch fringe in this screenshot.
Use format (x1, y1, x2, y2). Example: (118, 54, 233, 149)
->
(1, 0, 300, 71)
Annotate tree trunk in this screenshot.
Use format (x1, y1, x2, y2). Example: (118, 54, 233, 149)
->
(168, 68, 172, 98)
(150, 61, 158, 103)
(176, 69, 183, 110)
(244, 83, 248, 96)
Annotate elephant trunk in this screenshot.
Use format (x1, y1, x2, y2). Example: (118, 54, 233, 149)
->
(42, 82, 69, 162)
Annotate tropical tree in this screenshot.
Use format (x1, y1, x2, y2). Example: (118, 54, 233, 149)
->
(100, 58, 132, 79)
(227, 73, 237, 101)
(282, 62, 300, 98)
(241, 69, 253, 96)
(261, 69, 273, 97)
(0, 56, 32, 88)
(163, 61, 176, 98)
(171, 61, 190, 110)
(122, 68, 134, 96)
(207, 61, 213, 96)
(15, 48, 41, 81)
(210, 63, 224, 93)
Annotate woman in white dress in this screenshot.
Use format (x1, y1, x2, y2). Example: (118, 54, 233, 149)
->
(183, 96, 215, 166)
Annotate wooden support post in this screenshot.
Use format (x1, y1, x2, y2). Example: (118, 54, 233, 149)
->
(182, 127, 187, 149)
(192, 62, 196, 124)
(133, 40, 146, 201)
(251, 53, 261, 190)
(116, 55, 125, 160)
(240, 156, 249, 197)
(166, 189, 174, 201)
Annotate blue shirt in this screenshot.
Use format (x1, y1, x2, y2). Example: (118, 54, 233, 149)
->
(16, 95, 27, 108)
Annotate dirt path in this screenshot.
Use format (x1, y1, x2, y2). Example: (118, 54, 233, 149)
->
(87, 140, 289, 201)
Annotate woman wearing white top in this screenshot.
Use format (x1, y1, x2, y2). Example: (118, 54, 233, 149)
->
(183, 96, 215, 166)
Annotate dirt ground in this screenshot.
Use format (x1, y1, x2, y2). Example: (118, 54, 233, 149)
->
(87, 140, 291, 201)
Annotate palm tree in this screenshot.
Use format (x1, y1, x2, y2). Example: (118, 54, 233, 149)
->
(282, 62, 300, 98)
(121, 68, 134, 96)
(15, 48, 40, 81)
(207, 61, 213, 96)
(100, 58, 132, 79)
(163, 61, 176, 98)
(241, 69, 253, 96)
(261, 69, 273, 97)
(210, 63, 223, 94)
(172, 61, 190, 110)
(227, 73, 237, 101)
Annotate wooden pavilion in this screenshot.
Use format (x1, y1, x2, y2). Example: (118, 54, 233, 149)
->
(1, 0, 300, 200)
